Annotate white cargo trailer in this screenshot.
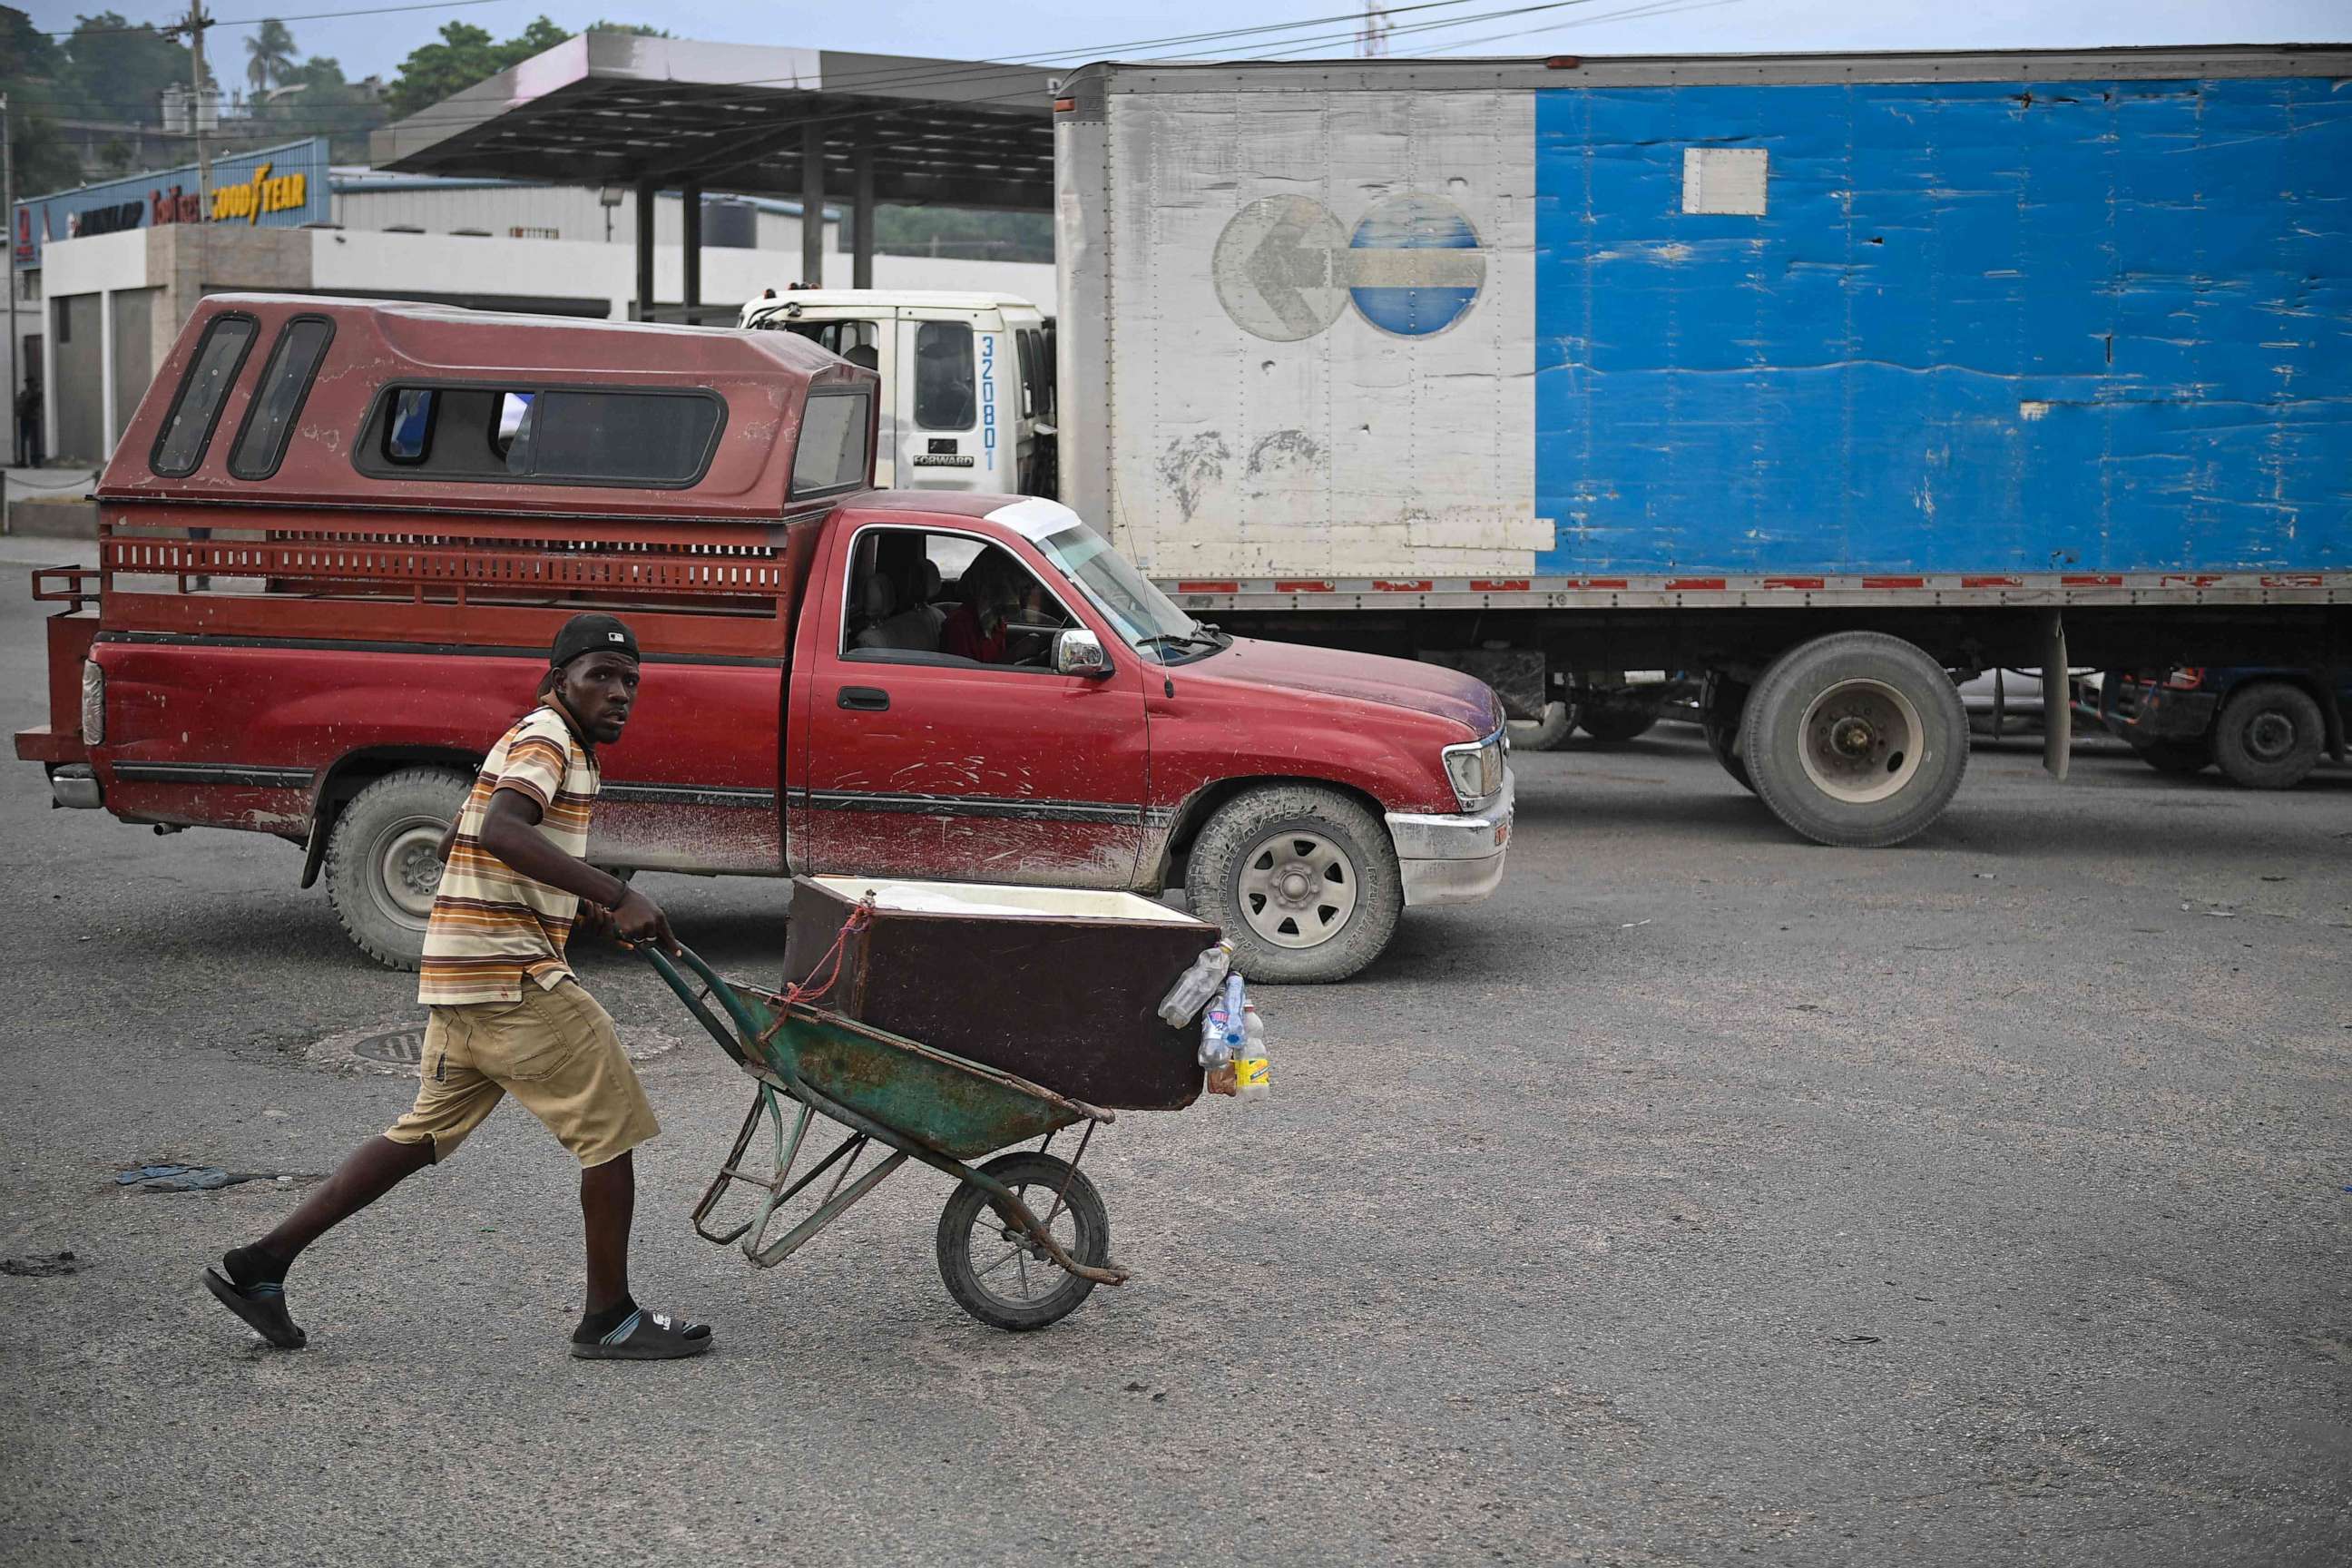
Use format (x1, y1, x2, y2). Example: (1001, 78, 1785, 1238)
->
(1052, 48, 2350, 846)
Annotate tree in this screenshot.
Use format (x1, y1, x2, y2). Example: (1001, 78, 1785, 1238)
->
(0, 7, 85, 194)
(60, 12, 202, 127)
(245, 17, 295, 96)
(386, 17, 662, 120)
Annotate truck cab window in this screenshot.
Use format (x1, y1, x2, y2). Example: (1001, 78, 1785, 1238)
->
(787, 318, 880, 369)
(845, 528, 1073, 667)
(151, 313, 258, 475)
(914, 322, 975, 430)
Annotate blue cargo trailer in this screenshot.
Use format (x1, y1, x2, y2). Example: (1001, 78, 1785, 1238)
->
(1056, 46, 2350, 847)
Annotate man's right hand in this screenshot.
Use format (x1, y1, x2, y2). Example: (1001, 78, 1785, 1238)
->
(612, 886, 678, 954)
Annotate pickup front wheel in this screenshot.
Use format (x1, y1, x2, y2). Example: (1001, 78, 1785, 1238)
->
(326, 767, 472, 971)
(1185, 785, 1402, 984)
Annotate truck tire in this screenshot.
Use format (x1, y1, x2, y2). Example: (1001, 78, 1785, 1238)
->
(1506, 701, 1574, 752)
(1739, 632, 1968, 848)
(1577, 705, 1656, 744)
(1703, 715, 1756, 794)
(326, 767, 472, 970)
(1185, 784, 1402, 984)
(2211, 681, 2324, 790)
(2131, 739, 2210, 776)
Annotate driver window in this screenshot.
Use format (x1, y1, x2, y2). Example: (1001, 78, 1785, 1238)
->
(843, 527, 1073, 667)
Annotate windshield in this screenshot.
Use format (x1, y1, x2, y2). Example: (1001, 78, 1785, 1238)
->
(1030, 523, 1212, 662)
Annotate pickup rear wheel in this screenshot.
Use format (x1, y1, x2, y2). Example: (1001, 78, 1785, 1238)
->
(2211, 681, 2324, 790)
(326, 767, 472, 971)
(1740, 632, 1968, 848)
(2131, 739, 2211, 776)
(1186, 785, 1402, 984)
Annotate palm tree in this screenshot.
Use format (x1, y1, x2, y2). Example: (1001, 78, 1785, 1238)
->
(245, 20, 296, 98)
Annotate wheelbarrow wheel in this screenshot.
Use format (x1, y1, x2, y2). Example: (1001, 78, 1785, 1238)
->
(936, 1152, 1110, 1332)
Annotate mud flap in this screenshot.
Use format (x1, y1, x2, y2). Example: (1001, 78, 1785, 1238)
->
(2040, 610, 2070, 782)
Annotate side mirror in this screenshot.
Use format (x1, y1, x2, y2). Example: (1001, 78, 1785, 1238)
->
(1054, 627, 1112, 678)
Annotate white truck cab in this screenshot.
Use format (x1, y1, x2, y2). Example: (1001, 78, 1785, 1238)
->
(739, 289, 1055, 497)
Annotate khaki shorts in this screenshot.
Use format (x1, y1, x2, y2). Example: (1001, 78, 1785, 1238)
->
(387, 980, 658, 1168)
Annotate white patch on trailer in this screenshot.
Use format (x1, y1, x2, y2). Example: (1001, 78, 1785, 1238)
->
(1106, 89, 1541, 578)
(1681, 148, 1769, 216)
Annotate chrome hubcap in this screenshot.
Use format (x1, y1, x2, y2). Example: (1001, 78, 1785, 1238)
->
(1797, 680, 1925, 806)
(1236, 830, 1357, 949)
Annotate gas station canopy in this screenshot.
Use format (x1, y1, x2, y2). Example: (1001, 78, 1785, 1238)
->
(368, 33, 1059, 315)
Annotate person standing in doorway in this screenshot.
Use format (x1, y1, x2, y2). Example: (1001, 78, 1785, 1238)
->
(203, 613, 716, 1360)
(15, 367, 42, 466)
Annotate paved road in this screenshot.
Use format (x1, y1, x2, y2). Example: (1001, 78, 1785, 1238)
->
(2, 544, 2347, 1566)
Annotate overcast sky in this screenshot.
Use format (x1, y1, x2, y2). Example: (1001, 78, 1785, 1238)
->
(21, 0, 2346, 101)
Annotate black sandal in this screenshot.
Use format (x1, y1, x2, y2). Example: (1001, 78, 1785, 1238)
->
(203, 1267, 307, 1349)
(570, 1307, 712, 1360)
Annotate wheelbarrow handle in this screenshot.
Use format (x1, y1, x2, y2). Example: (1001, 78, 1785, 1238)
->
(638, 942, 768, 1054)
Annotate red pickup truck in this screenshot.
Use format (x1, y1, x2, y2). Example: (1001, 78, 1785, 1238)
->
(16, 296, 1512, 981)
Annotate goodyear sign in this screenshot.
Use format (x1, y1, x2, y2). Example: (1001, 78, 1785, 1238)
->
(13, 137, 329, 269)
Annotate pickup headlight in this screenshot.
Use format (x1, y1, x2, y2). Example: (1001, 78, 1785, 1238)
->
(1441, 732, 1504, 810)
(81, 659, 104, 745)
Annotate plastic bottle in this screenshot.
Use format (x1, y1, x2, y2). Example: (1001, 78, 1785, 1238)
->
(1158, 940, 1235, 1025)
(1235, 1001, 1270, 1103)
(1197, 1011, 1232, 1069)
(1220, 975, 1246, 1041)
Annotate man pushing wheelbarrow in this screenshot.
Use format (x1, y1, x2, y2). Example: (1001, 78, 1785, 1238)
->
(204, 613, 716, 1360)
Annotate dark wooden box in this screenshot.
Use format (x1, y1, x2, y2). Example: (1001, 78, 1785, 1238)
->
(779, 876, 1218, 1112)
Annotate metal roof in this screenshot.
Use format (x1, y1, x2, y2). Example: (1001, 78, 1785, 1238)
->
(368, 33, 1056, 211)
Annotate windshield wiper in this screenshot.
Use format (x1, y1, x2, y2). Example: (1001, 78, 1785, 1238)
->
(1136, 630, 1225, 658)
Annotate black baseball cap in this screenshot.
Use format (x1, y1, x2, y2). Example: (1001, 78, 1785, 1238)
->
(551, 612, 640, 670)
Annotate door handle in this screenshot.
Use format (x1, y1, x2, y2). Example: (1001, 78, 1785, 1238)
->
(838, 686, 890, 711)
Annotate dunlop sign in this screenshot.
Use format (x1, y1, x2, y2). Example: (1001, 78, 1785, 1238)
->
(211, 164, 308, 224)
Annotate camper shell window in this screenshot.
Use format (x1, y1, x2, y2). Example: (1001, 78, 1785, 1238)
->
(152, 313, 260, 476)
(791, 388, 873, 499)
(228, 316, 335, 480)
(354, 383, 726, 487)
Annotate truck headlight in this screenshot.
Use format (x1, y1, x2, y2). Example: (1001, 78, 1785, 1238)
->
(1441, 733, 1503, 810)
(81, 659, 104, 745)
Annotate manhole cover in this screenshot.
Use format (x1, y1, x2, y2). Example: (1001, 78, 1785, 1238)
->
(307, 1020, 682, 1075)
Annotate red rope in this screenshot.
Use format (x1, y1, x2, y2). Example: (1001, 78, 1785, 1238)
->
(776, 899, 874, 1013)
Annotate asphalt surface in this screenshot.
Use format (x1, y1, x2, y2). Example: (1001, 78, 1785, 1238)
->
(2, 541, 2347, 1566)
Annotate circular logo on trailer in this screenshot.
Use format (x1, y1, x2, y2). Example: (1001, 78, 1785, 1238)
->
(1211, 193, 1485, 341)
(1347, 193, 1485, 338)
(1212, 195, 1352, 343)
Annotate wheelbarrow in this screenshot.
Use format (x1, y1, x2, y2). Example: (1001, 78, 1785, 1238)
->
(642, 942, 1129, 1332)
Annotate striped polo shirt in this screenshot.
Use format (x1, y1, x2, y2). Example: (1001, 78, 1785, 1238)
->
(417, 704, 601, 1006)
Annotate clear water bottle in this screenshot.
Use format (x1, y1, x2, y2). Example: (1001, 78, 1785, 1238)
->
(1158, 940, 1235, 1025)
(1220, 975, 1246, 1040)
(1235, 1001, 1270, 1103)
(1198, 1011, 1232, 1069)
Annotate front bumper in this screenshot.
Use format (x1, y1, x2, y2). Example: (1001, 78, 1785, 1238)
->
(1386, 769, 1514, 907)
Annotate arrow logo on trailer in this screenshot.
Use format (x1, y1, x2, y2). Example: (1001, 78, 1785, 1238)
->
(1213, 193, 1486, 342)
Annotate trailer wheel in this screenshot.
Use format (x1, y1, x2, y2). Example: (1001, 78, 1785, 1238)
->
(1576, 704, 1656, 744)
(1506, 701, 1574, 752)
(1740, 632, 1968, 848)
(1186, 784, 1402, 984)
(2131, 740, 2210, 777)
(2211, 681, 2324, 790)
(326, 767, 472, 970)
(936, 1152, 1109, 1332)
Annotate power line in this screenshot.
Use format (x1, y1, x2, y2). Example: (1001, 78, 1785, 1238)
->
(42, 0, 518, 41)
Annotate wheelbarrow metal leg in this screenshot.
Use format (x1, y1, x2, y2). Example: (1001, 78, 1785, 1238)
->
(692, 1085, 813, 1249)
(748, 1147, 909, 1268)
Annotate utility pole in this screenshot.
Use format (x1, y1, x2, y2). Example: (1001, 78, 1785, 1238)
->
(1358, 2, 1393, 57)
(185, 2, 214, 216)
(3, 90, 16, 467)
